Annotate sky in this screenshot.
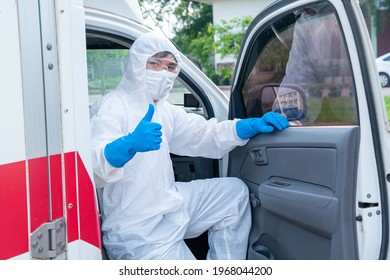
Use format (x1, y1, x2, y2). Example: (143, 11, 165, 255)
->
(139, 2, 177, 38)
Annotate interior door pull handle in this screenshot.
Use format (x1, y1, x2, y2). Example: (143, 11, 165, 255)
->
(250, 147, 268, 165)
(268, 180, 290, 187)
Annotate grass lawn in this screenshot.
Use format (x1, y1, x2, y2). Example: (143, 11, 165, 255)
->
(385, 96, 390, 121)
(305, 96, 390, 124)
(305, 97, 358, 124)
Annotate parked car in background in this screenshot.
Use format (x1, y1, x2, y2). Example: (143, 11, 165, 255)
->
(376, 52, 390, 87)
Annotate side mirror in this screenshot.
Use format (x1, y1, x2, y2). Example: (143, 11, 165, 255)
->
(247, 84, 307, 122)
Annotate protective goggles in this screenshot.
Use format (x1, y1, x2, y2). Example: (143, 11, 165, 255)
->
(146, 57, 180, 74)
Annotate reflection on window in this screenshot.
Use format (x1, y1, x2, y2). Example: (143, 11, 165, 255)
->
(243, 3, 358, 126)
(167, 80, 206, 117)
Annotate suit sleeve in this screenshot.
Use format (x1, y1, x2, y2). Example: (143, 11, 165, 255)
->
(167, 104, 248, 159)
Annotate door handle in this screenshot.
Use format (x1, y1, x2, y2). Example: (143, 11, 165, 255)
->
(250, 147, 268, 165)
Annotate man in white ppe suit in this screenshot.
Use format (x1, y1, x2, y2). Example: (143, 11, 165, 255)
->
(90, 31, 290, 260)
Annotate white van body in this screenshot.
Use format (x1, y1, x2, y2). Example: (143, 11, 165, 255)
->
(1, 0, 106, 260)
(1, 0, 389, 260)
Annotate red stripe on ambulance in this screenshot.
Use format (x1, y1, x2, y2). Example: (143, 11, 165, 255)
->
(65, 152, 80, 243)
(50, 154, 64, 221)
(65, 152, 101, 249)
(77, 152, 101, 250)
(0, 161, 29, 260)
(65, 151, 101, 249)
(28, 157, 50, 233)
(0, 152, 101, 259)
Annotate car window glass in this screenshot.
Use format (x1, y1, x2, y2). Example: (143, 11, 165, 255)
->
(86, 34, 205, 117)
(87, 48, 129, 105)
(166, 80, 206, 117)
(242, 2, 358, 126)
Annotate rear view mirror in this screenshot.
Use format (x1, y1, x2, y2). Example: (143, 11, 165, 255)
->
(184, 93, 200, 108)
(246, 84, 307, 122)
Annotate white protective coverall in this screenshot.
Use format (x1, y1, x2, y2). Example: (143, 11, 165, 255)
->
(90, 31, 251, 260)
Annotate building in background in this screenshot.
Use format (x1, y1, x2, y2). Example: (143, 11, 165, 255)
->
(377, 8, 390, 56)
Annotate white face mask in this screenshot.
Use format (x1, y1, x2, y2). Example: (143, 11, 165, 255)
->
(145, 70, 176, 101)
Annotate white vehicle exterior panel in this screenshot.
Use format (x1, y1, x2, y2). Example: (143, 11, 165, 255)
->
(0, 1, 26, 165)
(56, 0, 102, 260)
(349, 0, 387, 259)
(84, 0, 143, 23)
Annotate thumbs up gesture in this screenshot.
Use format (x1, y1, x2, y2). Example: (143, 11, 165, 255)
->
(131, 104, 162, 152)
(104, 104, 162, 168)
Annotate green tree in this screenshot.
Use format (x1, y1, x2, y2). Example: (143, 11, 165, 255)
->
(171, 1, 214, 76)
(138, 0, 178, 22)
(213, 16, 253, 59)
(211, 16, 253, 85)
(138, 1, 214, 74)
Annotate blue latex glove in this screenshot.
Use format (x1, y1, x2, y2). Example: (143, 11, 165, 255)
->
(236, 112, 290, 140)
(104, 104, 162, 167)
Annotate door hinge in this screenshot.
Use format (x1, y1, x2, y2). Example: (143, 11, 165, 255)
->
(30, 217, 66, 259)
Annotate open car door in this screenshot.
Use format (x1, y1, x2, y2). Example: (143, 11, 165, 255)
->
(229, 0, 389, 259)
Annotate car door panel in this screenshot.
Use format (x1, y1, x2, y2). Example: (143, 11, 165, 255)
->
(229, 127, 359, 259)
(226, 0, 390, 259)
(259, 178, 338, 235)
